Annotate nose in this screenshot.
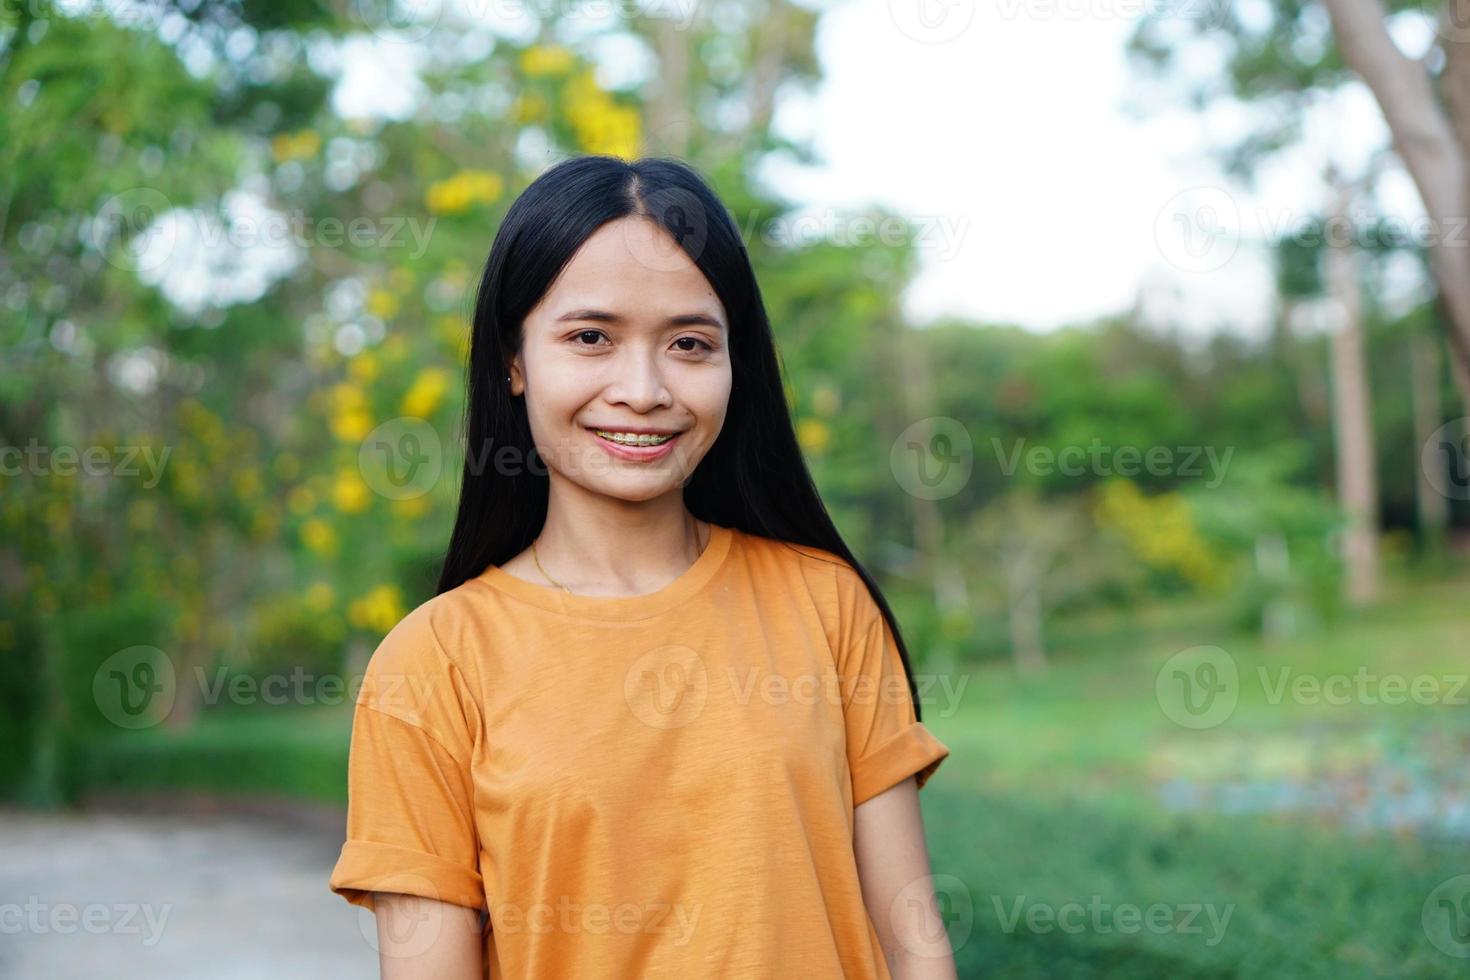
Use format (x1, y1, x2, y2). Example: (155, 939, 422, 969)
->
(606, 343, 673, 412)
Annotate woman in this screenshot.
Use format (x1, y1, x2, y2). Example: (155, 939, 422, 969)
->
(329, 154, 956, 979)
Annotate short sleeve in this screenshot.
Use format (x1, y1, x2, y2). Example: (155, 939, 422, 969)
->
(832, 569, 950, 807)
(328, 605, 487, 914)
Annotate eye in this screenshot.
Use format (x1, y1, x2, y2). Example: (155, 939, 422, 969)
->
(673, 336, 714, 353)
(572, 329, 608, 346)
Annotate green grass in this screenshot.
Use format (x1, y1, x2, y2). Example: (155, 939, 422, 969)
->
(915, 575, 1470, 977)
(920, 781, 1461, 979)
(81, 705, 352, 804)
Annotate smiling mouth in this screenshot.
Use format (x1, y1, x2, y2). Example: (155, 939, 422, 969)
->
(590, 429, 680, 447)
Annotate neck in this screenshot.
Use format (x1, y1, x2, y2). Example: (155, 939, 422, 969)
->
(534, 484, 705, 597)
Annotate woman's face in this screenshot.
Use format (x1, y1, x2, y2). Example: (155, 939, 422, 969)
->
(509, 216, 732, 503)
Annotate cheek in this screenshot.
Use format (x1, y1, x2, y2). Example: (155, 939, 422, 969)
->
(525, 356, 596, 420)
(690, 379, 732, 434)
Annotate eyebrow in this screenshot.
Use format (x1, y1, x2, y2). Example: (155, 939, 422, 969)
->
(554, 308, 726, 331)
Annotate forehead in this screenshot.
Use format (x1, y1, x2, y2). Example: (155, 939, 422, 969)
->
(537, 218, 724, 319)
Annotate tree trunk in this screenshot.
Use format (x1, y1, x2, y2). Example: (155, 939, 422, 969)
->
(1001, 542, 1047, 674)
(645, 15, 691, 157)
(1319, 0, 1470, 400)
(1323, 173, 1382, 605)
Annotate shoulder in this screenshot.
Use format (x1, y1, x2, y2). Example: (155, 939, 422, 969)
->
(729, 528, 877, 628)
(359, 586, 481, 708)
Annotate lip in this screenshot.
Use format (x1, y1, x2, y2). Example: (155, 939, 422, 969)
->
(587, 427, 682, 462)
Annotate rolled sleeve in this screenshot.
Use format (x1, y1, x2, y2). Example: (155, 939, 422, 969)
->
(329, 607, 486, 914)
(835, 576, 950, 807)
(330, 703, 486, 913)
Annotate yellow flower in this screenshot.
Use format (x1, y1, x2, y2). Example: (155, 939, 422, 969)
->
(426, 178, 469, 216)
(349, 351, 381, 382)
(305, 581, 335, 613)
(401, 366, 451, 419)
(520, 44, 574, 78)
(435, 314, 468, 343)
(463, 170, 502, 201)
(367, 290, 400, 320)
(333, 468, 371, 514)
(426, 169, 505, 215)
(570, 101, 640, 160)
(392, 495, 431, 520)
(1094, 480, 1227, 590)
(513, 92, 549, 124)
(329, 382, 373, 442)
(797, 417, 831, 454)
(271, 129, 321, 163)
(564, 69, 641, 160)
(348, 584, 405, 634)
(300, 517, 338, 556)
(332, 409, 372, 442)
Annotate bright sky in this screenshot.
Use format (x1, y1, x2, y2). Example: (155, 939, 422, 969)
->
(760, 0, 1434, 335)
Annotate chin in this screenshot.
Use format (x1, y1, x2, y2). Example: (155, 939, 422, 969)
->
(590, 478, 682, 504)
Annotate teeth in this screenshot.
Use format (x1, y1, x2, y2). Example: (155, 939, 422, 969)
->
(595, 430, 675, 447)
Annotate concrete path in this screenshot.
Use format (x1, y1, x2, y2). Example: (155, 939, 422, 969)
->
(0, 798, 379, 979)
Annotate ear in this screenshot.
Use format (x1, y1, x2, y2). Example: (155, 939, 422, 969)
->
(506, 354, 524, 397)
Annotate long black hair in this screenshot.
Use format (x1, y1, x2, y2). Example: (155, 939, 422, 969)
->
(435, 154, 925, 721)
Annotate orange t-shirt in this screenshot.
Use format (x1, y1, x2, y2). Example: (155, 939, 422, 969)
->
(328, 522, 950, 978)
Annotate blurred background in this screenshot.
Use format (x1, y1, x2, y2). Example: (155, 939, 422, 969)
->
(3, 0, 1469, 976)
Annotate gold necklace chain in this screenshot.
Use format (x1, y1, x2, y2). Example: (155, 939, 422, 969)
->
(531, 516, 707, 595)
